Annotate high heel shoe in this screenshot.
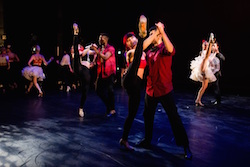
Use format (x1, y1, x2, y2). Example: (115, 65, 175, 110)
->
(195, 101, 204, 106)
(38, 92, 43, 97)
(119, 138, 134, 151)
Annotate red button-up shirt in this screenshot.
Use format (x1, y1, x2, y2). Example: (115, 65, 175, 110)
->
(96, 44, 116, 78)
(146, 42, 176, 97)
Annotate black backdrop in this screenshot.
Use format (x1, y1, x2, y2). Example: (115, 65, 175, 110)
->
(3, 0, 250, 96)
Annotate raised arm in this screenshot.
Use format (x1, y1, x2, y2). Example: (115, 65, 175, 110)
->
(81, 48, 96, 57)
(155, 22, 174, 53)
(142, 28, 159, 50)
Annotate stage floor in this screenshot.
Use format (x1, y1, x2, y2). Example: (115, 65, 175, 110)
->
(0, 88, 250, 167)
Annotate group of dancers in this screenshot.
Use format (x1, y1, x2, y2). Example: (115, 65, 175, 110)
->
(119, 15, 192, 159)
(19, 14, 226, 160)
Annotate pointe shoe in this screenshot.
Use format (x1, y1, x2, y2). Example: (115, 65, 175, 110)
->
(119, 139, 134, 151)
(139, 15, 147, 38)
(79, 108, 85, 118)
(38, 92, 43, 97)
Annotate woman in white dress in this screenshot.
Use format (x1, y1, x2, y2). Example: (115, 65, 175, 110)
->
(190, 33, 216, 106)
(22, 45, 53, 97)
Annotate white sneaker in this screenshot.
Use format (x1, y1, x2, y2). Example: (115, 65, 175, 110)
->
(66, 86, 71, 92)
(79, 108, 84, 117)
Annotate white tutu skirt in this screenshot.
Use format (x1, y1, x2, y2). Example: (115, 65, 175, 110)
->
(22, 66, 45, 81)
(189, 55, 216, 83)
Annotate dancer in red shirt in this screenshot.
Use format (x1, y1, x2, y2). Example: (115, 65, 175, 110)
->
(135, 22, 192, 160)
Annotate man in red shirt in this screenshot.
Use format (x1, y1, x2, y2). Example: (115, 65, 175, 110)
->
(91, 33, 116, 117)
(135, 22, 192, 160)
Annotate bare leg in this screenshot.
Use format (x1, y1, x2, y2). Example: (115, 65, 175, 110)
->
(195, 79, 209, 106)
(26, 82, 34, 93)
(33, 77, 43, 96)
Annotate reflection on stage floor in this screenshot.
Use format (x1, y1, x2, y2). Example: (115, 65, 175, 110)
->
(0, 88, 250, 167)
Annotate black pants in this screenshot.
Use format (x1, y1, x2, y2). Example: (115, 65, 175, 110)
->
(211, 72, 221, 103)
(143, 91, 189, 147)
(78, 66, 91, 108)
(122, 37, 144, 140)
(73, 35, 91, 109)
(0, 66, 9, 90)
(59, 65, 72, 87)
(96, 74, 115, 113)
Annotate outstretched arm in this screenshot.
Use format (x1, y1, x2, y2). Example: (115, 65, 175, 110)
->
(81, 48, 96, 57)
(217, 53, 225, 61)
(43, 56, 54, 66)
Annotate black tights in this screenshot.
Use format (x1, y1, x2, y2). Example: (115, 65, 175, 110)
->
(78, 66, 91, 108)
(122, 37, 144, 140)
(73, 35, 90, 109)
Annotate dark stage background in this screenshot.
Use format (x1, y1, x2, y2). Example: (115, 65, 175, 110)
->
(2, 0, 250, 96)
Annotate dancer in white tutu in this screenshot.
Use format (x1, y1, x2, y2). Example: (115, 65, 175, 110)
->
(189, 33, 216, 106)
(22, 45, 54, 97)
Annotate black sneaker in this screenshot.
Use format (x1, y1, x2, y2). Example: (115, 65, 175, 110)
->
(135, 139, 151, 149)
(184, 146, 192, 160)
